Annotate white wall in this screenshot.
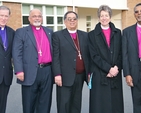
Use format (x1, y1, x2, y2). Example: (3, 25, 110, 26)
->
(74, 0, 128, 9)
(2, 0, 128, 9)
(78, 8, 122, 31)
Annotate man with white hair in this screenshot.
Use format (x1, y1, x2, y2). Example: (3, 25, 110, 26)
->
(12, 9, 53, 113)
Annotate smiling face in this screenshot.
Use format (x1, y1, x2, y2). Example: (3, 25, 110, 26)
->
(99, 10, 111, 27)
(0, 9, 10, 27)
(28, 9, 43, 27)
(64, 12, 78, 31)
(134, 5, 141, 25)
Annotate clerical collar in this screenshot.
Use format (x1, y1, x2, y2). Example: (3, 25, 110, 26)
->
(31, 25, 41, 30)
(68, 30, 77, 33)
(101, 25, 109, 30)
(0, 27, 5, 30)
(137, 23, 141, 28)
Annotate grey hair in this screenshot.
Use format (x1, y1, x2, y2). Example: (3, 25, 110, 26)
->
(97, 5, 112, 18)
(134, 3, 141, 12)
(29, 9, 42, 16)
(0, 5, 11, 15)
(64, 11, 78, 20)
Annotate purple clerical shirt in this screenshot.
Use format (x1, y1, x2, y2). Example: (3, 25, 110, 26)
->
(0, 27, 8, 51)
(31, 25, 52, 64)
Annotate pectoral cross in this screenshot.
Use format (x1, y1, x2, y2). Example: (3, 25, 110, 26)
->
(78, 51, 82, 60)
(4, 46, 6, 50)
(38, 50, 42, 56)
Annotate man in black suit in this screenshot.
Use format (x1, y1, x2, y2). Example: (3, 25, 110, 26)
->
(122, 3, 141, 113)
(52, 11, 89, 113)
(12, 9, 53, 113)
(0, 6, 15, 113)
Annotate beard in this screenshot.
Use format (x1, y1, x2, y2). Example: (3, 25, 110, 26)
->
(33, 21, 42, 27)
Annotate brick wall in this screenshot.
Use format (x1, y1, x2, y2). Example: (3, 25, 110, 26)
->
(122, 0, 141, 29)
(3, 2, 22, 30)
(2, 1, 141, 30)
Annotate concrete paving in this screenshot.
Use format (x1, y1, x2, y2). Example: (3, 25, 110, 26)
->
(6, 74, 133, 113)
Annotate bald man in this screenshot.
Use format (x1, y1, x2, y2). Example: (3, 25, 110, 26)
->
(12, 9, 53, 113)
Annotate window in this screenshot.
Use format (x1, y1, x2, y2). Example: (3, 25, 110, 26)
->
(22, 5, 30, 25)
(86, 16, 91, 32)
(22, 4, 65, 31)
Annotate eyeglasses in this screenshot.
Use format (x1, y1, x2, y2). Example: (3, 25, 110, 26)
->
(135, 10, 141, 14)
(31, 15, 42, 18)
(66, 18, 77, 21)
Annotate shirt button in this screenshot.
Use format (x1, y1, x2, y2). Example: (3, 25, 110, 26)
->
(74, 59, 76, 61)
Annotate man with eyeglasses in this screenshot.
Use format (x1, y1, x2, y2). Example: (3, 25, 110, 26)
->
(12, 9, 53, 113)
(52, 11, 89, 113)
(122, 3, 141, 113)
(0, 5, 15, 113)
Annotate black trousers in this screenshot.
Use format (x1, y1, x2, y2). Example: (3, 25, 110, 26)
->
(22, 65, 53, 113)
(0, 81, 10, 113)
(131, 78, 141, 113)
(56, 72, 85, 113)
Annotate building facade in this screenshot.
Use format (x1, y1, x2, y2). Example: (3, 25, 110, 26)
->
(0, 0, 140, 31)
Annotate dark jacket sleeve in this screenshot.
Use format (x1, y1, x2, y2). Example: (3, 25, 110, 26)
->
(52, 32, 61, 76)
(88, 31, 111, 73)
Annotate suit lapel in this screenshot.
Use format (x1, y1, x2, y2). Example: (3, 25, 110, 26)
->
(27, 26, 37, 49)
(6, 26, 12, 50)
(63, 29, 76, 50)
(42, 26, 53, 56)
(131, 25, 138, 53)
(77, 31, 84, 53)
(0, 35, 3, 48)
(42, 26, 52, 49)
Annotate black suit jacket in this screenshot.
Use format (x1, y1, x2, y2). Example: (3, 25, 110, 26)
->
(12, 25, 53, 85)
(52, 28, 89, 86)
(122, 23, 141, 85)
(0, 26, 15, 85)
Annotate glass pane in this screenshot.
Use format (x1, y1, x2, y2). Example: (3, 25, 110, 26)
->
(57, 26, 63, 30)
(47, 26, 54, 31)
(34, 5, 42, 12)
(46, 6, 53, 15)
(86, 22, 91, 27)
(86, 16, 91, 21)
(57, 17, 63, 24)
(22, 5, 30, 14)
(57, 7, 64, 15)
(87, 28, 91, 32)
(46, 17, 54, 24)
(23, 16, 29, 24)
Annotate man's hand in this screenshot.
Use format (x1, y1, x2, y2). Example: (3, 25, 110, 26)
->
(55, 75, 62, 86)
(125, 75, 133, 87)
(16, 72, 24, 81)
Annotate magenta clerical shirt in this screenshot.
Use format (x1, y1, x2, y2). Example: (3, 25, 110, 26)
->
(31, 25, 52, 64)
(137, 24, 141, 58)
(102, 27, 111, 47)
